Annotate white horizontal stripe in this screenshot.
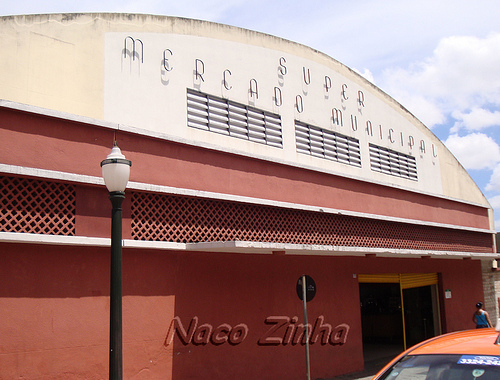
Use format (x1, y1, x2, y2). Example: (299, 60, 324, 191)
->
(1, 232, 497, 259)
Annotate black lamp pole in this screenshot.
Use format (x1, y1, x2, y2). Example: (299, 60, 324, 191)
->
(109, 191, 125, 380)
(101, 143, 131, 380)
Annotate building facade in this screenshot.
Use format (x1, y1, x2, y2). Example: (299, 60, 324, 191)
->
(0, 13, 498, 379)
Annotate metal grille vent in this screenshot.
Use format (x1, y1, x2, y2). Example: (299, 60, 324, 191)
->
(370, 143, 418, 180)
(0, 176, 75, 235)
(295, 121, 361, 167)
(187, 88, 283, 148)
(131, 191, 491, 253)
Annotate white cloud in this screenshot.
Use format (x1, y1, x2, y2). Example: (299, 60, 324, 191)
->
(429, 34, 500, 107)
(379, 33, 500, 129)
(353, 68, 375, 84)
(489, 174, 500, 197)
(445, 133, 500, 170)
(488, 194, 500, 209)
(295, 1, 500, 77)
(451, 108, 500, 132)
(384, 88, 447, 127)
(486, 165, 500, 192)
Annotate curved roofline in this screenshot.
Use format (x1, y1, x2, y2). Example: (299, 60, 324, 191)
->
(0, 13, 443, 135)
(0, 12, 491, 210)
(0, 13, 442, 133)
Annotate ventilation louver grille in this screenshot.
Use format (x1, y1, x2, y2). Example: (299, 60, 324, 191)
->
(295, 121, 361, 167)
(0, 175, 490, 254)
(0, 176, 75, 235)
(187, 89, 283, 148)
(131, 192, 491, 253)
(370, 143, 418, 180)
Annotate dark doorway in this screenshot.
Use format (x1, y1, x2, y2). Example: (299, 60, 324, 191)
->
(360, 283, 403, 345)
(403, 285, 437, 347)
(359, 283, 404, 365)
(359, 281, 441, 368)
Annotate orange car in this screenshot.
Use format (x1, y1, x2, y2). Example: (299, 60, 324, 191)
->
(372, 328, 500, 379)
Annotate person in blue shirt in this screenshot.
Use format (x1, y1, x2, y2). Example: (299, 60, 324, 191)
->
(473, 301, 493, 328)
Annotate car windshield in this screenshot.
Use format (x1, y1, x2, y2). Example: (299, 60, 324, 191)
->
(378, 354, 500, 380)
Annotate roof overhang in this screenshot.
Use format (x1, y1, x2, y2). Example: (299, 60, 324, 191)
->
(1, 232, 498, 260)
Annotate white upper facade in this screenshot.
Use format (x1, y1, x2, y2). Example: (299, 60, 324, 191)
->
(0, 13, 489, 209)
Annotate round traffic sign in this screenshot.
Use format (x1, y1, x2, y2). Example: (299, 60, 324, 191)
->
(296, 275, 316, 302)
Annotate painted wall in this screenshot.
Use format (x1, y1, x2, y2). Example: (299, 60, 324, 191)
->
(0, 243, 484, 379)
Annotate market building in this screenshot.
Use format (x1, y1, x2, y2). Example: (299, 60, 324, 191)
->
(0, 13, 499, 379)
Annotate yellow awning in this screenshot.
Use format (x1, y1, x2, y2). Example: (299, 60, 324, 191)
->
(358, 273, 438, 289)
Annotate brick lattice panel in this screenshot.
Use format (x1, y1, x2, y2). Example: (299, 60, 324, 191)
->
(0, 176, 75, 235)
(131, 192, 493, 253)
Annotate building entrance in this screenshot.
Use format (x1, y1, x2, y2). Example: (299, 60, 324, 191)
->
(358, 273, 441, 365)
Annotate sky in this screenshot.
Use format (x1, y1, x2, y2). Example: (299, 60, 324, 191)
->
(2, 1, 500, 229)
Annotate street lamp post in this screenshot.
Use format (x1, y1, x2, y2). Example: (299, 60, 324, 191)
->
(101, 143, 132, 380)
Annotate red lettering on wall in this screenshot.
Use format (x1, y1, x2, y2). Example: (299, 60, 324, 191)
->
(258, 316, 290, 345)
(165, 315, 349, 347)
(164, 317, 249, 346)
(164, 316, 197, 346)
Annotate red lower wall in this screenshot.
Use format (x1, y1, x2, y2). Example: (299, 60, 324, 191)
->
(0, 243, 484, 379)
(0, 106, 492, 231)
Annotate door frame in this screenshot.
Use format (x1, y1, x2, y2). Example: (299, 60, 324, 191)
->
(358, 273, 441, 350)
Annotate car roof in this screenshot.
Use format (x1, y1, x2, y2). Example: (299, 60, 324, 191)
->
(373, 329, 500, 380)
(409, 329, 500, 356)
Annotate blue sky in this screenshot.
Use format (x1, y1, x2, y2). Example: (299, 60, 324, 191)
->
(2, 1, 500, 229)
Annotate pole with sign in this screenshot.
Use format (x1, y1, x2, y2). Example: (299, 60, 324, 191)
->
(297, 275, 316, 380)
